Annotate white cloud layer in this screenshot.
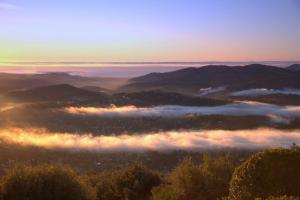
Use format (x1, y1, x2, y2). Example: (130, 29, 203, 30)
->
(0, 128, 299, 151)
(65, 102, 300, 123)
(0, 105, 15, 112)
(231, 88, 300, 97)
(198, 86, 226, 96)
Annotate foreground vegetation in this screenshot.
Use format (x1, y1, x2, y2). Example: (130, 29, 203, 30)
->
(0, 147, 299, 200)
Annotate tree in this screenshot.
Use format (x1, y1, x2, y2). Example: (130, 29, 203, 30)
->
(0, 165, 96, 200)
(230, 148, 300, 200)
(95, 163, 161, 200)
(200, 154, 235, 199)
(152, 155, 235, 200)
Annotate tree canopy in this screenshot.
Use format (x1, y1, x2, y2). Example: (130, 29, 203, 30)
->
(0, 165, 96, 200)
(230, 147, 300, 200)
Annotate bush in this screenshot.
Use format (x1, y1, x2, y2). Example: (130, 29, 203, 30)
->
(0, 165, 96, 200)
(230, 147, 300, 200)
(152, 155, 235, 200)
(95, 163, 161, 200)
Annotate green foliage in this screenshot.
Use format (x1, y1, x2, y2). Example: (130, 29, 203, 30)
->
(0, 164, 96, 200)
(94, 163, 161, 200)
(230, 148, 300, 200)
(152, 155, 235, 200)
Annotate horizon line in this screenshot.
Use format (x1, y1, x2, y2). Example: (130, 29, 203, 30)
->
(1, 60, 300, 66)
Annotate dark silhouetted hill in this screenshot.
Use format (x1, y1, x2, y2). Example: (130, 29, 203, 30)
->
(287, 64, 300, 71)
(6, 84, 108, 102)
(113, 90, 230, 106)
(120, 64, 300, 95)
(0, 72, 128, 94)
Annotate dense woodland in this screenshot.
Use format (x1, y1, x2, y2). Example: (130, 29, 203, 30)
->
(0, 146, 299, 200)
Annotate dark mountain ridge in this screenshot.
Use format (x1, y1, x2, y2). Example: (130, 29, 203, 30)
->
(4, 84, 230, 107)
(120, 64, 300, 94)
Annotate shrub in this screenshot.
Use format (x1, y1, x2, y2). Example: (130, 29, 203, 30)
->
(230, 148, 300, 200)
(0, 164, 96, 200)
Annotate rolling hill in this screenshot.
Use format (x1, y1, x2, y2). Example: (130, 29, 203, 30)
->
(6, 84, 108, 102)
(0, 72, 128, 94)
(112, 90, 230, 106)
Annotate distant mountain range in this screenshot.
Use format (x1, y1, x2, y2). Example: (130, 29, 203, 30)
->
(1, 64, 300, 98)
(120, 64, 300, 95)
(5, 84, 230, 106)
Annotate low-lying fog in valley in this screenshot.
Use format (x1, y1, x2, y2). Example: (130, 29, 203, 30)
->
(65, 102, 300, 124)
(1, 63, 300, 172)
(1, 128, 300, 151)
(1, 100, 300, 152)
(231, 88, 300, 97)
(2, 1, 300, 198)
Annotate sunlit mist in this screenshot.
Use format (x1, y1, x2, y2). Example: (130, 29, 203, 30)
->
(0, 105, 15, 112)
(65, 102, 300, 124)
(1, 128, 299, 151)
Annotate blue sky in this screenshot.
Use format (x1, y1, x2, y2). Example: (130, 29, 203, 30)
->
(0, 0, 300, 62)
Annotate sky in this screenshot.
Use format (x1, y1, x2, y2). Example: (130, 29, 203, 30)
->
(0, 0, 300, 63)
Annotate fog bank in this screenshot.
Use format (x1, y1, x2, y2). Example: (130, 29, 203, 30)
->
(0, 105, 15, 112)
(0, 128, 299, 151)
(65, 102, 300, 123)
(232, 88, 300, 96)
(198, 86, 226, 96)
